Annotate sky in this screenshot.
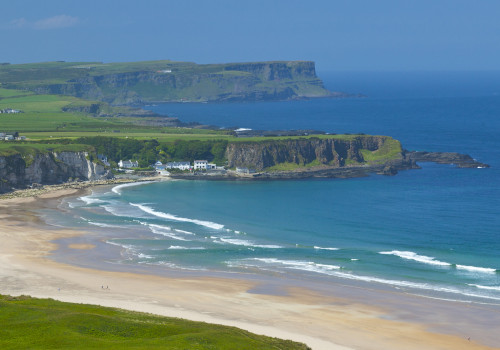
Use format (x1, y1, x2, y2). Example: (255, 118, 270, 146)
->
(2, 0, 500, 71)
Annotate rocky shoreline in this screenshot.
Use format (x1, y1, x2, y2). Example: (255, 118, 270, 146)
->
(0, 177, 160, 201)
(0, 149, 489, 197)
(169, 151, 489, 181)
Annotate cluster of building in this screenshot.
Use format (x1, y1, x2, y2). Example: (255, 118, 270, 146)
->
(154, 160, 222, 172)
(118, 159, 138, 168)
(116, 158, 227, 175)
(0, 132, 26, 141)
(0, 108, 23, 114)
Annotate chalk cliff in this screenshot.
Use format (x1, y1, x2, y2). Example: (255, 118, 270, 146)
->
(0, 152, 111, 193)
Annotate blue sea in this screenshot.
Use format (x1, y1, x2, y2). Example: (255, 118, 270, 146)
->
(49, 71, 500, 305)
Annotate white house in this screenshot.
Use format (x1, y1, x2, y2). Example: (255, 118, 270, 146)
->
(207, 163, 217, 170)
(193, 160, 208, 170)
(165, 161, 191, 171)
(118, 160, 138, 168)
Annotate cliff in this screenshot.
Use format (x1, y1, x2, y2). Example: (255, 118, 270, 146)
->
(226, 136, 410, 171)
(0, 60, 336, 105)
(0, 151, 112, 194)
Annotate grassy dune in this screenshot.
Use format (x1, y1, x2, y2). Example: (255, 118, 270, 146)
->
(0, 295, 309, 350)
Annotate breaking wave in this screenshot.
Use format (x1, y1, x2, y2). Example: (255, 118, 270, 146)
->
(130, 203, 224, 230)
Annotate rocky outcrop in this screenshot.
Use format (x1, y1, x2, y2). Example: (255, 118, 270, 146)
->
(407, 151, 489, 168)
(0, 151, 112, 194)
(226, 136, 404, 170)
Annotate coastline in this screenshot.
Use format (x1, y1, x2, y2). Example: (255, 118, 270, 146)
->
(0, 188, 497, 350)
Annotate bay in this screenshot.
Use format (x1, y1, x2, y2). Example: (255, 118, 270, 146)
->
(51, 71, 500, 305)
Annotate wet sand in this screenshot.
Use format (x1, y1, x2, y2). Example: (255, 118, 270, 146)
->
(0, 188, 498, 350)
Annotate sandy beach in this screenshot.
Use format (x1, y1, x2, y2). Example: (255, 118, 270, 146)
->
(0, 188, 498, 350)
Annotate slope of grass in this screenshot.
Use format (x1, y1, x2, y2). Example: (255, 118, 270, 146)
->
(360, 137, 402, 163)
(0, 295, 309, 350)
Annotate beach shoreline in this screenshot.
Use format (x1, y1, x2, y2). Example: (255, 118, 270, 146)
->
(0, 188, 497, 350)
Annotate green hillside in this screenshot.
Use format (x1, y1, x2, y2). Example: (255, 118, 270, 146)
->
(0, 295, 309, 350)
(0, 60, 334, 105)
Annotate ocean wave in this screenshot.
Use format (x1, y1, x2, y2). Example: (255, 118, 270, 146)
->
(174, 229, 194, 235)
(137, 253, 154, 259)
(468, 284, 500, 291)
(102, 203, 146, 218)
(241, 258, 500, 301)
(217, 238, 282, 249)
(249, 258, 341, 273)
(314, 246, 339, 251)
(147, 224, 189, 241)
(79, 195, 104, 205)
(130, 203, 224, 230)
(87, 221, 125, 228)
(456, 265, 497, 274)
(168, 246, 205, 250)
(379, 250, 451, 267)
(105, 241, 136, 251)
(111, 181, 153, 195)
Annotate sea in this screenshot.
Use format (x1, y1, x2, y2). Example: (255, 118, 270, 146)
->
(45, 71, 500, 305)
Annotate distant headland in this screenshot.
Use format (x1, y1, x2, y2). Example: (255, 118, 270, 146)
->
(0, 60, 350, 105)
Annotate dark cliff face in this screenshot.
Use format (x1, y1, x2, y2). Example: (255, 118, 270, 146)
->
(225, 136, 401, 171)
(0, 152, 110, 193)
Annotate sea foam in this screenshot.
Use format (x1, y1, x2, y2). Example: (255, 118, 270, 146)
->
(147, 223, 189, 241)
(456, 264, 497, 274)
(468, 284, 500, 291)
(217, 238, 282, 249)
(130, 203, 224, 230)
(112, 181, 153, 195)
(79, 195, 104, 205)
(314, 246, 340, 251)
(379, 250, 451, 267)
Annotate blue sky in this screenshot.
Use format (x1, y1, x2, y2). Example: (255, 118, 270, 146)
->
(2, 0, 499, 71)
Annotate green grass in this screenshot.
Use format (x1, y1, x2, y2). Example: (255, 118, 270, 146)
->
(266, 159, 323, 172)
(0, 295, 309, 350)
(0, 143, 94, 157)
(360, 137, 402, 163)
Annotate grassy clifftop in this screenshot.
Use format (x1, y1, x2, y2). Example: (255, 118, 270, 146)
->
(0, 60, 334, 105)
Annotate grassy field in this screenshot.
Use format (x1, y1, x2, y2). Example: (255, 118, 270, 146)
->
(0, 88, 230, 136)
(0, 295, 309, 350)
(0, 143, 94, 157)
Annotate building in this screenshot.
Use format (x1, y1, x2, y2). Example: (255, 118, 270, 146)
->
(0, 108, 22, 114)
(98, 154, 110, 166)
(118, 160, 138, 168)
(193, 160, 208, 170)
(165, 161, 191, 171)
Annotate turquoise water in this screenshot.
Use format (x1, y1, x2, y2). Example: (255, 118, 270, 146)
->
(54, 72, 500, 304)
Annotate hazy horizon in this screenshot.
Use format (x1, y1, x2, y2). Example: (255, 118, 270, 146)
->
(3, 0, 499, 72)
